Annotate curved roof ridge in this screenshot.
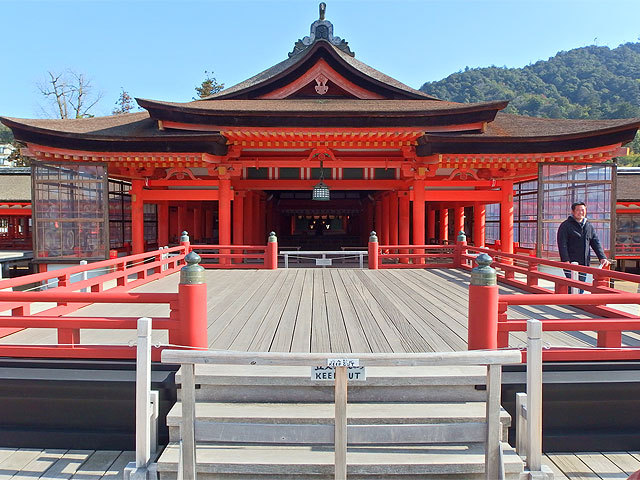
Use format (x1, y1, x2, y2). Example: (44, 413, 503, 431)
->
(200, 41, 439, 101)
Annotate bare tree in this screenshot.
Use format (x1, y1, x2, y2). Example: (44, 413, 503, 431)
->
(38, 70, 103, 119)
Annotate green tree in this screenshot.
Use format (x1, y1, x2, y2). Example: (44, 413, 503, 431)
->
(194, 70, 224, 99)
(0, 124, 13, 143)
(112, 89, 137, 115)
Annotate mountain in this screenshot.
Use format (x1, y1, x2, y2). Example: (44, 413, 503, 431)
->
(420, 42, 640, 157)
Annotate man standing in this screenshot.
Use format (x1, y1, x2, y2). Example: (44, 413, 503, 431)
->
(557, 201, 610, 292)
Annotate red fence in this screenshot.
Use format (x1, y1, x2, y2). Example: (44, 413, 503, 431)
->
(0, 233, 278, 359)
(460, 246, 640, 361)
(0, 244, 191, 359)
(190, 237, 278, 269)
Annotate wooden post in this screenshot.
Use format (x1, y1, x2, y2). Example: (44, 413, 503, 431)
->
(265, 232, 278, 270)
(526, 320, 543, 473)
(381, 193, 390, 249)
(368, 231, 379, 270)
(177, 205, 188, 243)
(456, 231, 467, 268)
(440, 208, 449, 243)
(389, 192, 399, 249)
(334, 365, 348, 480)
(398, 192, 410, 264)
(181, 362, 197, 480)
(473, 203, 486, 247)
(233, 191, 244, 264)
(374, 198, 383, 244)
(500, 181, 514, 255)
(131, 180, 145, 255)
(427, 206, 436, 243)
(412, 181, 425, 264)
(485, 363, 502, 480)
(157, 202, 169, 247)
(178, 251, 207, 349)
(455, 206, 465, 237)
(468, 254, 498, 350)
(135, 317, 152, 471)
(253, 191, 261, 244)
(244, 191, 254, 245)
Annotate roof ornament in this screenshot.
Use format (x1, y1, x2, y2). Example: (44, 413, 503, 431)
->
(289, 3, 355, 58)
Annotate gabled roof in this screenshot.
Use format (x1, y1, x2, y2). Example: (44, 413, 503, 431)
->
(204, 40, 437, 101)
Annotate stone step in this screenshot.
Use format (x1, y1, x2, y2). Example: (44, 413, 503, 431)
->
(156, 442, 525, 479)
(167, 401, 511, 442)
(177, 365, 488, 402)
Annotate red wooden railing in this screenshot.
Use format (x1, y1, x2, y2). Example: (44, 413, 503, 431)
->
(0, 244, 191, 359)
(190, 235, 278, 269)
(461, 246, 640, 361)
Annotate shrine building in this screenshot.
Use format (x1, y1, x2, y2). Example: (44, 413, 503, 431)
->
(2, 4, 640, 268)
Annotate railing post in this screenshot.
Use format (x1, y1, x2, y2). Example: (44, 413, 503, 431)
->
(124, 317, 153, 480)
(368, 231, 379, 270)
(80, 260, 88, 292)
(526, 319, 543, 474)
(456, 230, 467, 267)
(180, 231, 190, 253)
(334, 366, 348, 480)
(178, 251, 208, 349)
(468, 254, 498, 350)
(527, 260, 539, 287)
(265, 232, 278, 270)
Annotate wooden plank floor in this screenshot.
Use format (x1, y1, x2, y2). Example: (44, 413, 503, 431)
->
(1, 448, 637, 478)
(1, 267, 632, 352)
(0, 448, 133, 479)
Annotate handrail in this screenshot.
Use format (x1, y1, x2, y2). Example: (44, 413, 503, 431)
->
(0, 236, 208, 359)
(161, 347, 521, 480)
(190, 235, 277, 269)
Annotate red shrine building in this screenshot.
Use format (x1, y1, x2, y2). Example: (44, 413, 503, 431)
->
(2, 4, 640, 268)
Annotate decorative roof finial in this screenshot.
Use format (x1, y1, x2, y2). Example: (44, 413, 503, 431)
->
(289, 2, 354, 58)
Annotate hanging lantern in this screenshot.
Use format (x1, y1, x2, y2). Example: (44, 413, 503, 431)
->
(312, 157, 330, 201)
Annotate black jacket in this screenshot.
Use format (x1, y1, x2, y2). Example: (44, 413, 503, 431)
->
(556, 216, 606, 265)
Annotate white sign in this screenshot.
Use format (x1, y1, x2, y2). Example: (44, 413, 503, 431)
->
(311, 366, 366, 381)
(327, 358, 359, 367)
(316, 258, 332, 266)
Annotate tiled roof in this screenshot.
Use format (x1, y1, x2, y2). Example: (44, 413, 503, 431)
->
(0, 172, 30, 201)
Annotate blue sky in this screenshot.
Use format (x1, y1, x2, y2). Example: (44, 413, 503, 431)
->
(1, 0, 639, 119)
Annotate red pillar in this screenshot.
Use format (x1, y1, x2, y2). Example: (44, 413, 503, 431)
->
(131, 180, 144, 254)
(244, 191, 254, 245)
(157, 202, 169, 247)
(398, 191, 410, 264)
(253, 191, 261, 244)
(382, 193, 390, 247)
(427, 206, 436, 243)
(177, 205, 188, 240)
(218, 178, 231, 246)
(474, 203, 486, 247)
(440, 208, 449, 243)
(192, 203, 202, 243)
(365, 199, 375, 245)
(389, 192, 399, 247)
(455, 206, 465, 237)
(259, 194, 267, 242)
(233, 191, 244, 245)
(500, 181, 514, 255)
(374, 198, 382, 242)
(204, 206, 214, 242)
(412, 180, 425, 264)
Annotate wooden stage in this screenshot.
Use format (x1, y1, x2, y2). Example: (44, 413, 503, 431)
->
(2, 267, 638, 352)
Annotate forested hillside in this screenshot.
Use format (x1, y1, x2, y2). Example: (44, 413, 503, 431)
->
(420, 42, 640, 159)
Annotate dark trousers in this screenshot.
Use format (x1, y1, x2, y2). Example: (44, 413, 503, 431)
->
(563, 268, 587, 294)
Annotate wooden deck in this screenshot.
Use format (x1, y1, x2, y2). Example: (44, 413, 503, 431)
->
(2, 267, 637, 352)
(1, 448, 638, 479)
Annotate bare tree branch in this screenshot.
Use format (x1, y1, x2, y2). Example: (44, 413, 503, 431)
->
(37, 70, 103, 118)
